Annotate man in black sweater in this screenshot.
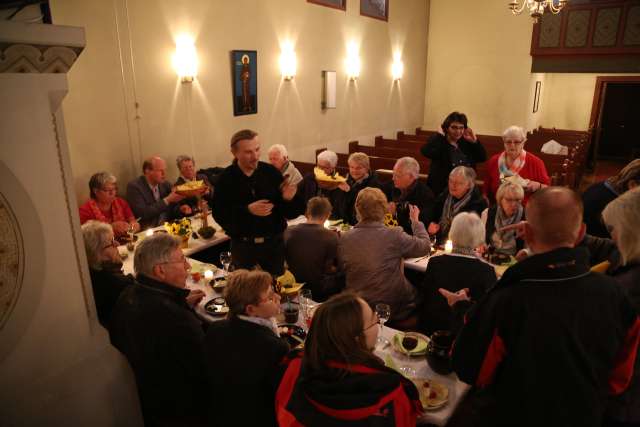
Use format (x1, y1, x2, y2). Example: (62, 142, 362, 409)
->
(213, 129, 301, 276)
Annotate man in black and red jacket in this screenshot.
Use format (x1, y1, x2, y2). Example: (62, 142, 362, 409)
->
(449, 187, 640, 427)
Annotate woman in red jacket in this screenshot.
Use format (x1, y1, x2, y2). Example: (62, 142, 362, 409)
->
(483, 125, 550, 205)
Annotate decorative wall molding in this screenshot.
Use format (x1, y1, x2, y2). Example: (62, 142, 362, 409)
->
(0, 192, 24, 331)
(0, 43, 82, 74)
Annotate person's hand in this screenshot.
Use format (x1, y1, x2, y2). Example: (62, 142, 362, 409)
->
(338, 182, 350, 192)
(526, 180, 543, 193)
(186, 289, 206, 307)
(388, 202, 397, 215)
(515, 249, 530, 261)
(248, 199, 274, 216)
(165, 190, 186, 204)
(280, 177, 297, 201)
(498, 221, 527, 239)
(428, 222, 440, 235)
(409, 204, 420, 223)
(128, 220, 140, 233)
(463, 127, 477, 143)
(179, 204, 193, 215)
(111, 221, 130, 235)
(438, 288, 470, 307)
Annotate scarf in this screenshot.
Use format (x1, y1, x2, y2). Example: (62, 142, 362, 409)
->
(498, 149, 527, 178)
(439, 187, 474, 236)
(87, 198, 126, 224)
(493, 205, 524, 254)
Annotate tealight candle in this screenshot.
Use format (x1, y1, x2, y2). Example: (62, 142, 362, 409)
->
(145, 229, 153, 237)
(444, 240, 453, 254)
(324, 220, 330, 229)
(204, 270, 214, 281)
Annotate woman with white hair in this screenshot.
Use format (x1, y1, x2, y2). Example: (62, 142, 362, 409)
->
(340, 152, 383, 224)
(419, 212, 497, 335)
(481, 181, 525, 256)
(483, 125, 550, 204)
(427, 166, 487, 243)
(298, 149, 348, 219)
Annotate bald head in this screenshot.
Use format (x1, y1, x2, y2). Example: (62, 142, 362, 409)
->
(525, 187, 584, 250)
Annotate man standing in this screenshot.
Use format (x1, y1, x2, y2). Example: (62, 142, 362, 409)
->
(126, 156, 188, 229)
(213, 129, 301, 276)
(450, 187, 640, 427)
(109, 233, 207, 427)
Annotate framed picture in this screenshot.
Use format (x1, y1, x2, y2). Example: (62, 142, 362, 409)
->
(307, 0, 346, 10)
(231, 50, 258, 116)
(533, 80, 541, 113)
(360, 0, 388, 21)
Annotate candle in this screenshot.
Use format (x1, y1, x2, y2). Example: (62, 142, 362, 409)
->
(444, 240, 453, 253)
(324, 220, 330, 228)
(204, 270, 214, 281)
(145, 229, 153, 237)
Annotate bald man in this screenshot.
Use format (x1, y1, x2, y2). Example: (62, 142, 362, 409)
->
(126, 156, 186, 229)
(449, 187, 640, 427)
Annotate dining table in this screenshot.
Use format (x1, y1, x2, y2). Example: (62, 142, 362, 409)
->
(404, 249, 514, 277)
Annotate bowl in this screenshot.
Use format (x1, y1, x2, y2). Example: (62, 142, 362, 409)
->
(198, 226, 215, 239)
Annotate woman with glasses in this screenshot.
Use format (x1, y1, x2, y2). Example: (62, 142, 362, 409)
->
(481, 181, 525, 256)
(420, 111, 487, 196)
(79, 171, 140, 240)
(204, 269, 289, 427)
(483, 125, 550, 205)
(276, 292, 423, 426)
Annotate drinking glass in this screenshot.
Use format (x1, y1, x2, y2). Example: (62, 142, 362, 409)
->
(219, 251, 232, 274)
(375, 303, 391, 347)
(299, 289, 313, 327)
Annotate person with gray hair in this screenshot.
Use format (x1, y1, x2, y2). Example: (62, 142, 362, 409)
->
(268, 144, 303, 186)
(338, 152, 383, 224)
(81, 220, 133, 327)
(483, 124, 550, 205)
(109, 232, 207, 427)
(481, 181, 525, 255)
(383, 156, 434, 235)
(418, 212, 496, 335)
(174, 154, 214, 213)
(298, 149, 348, 220)
(79, 171, 140, 240)
(427, 166, 487, 243)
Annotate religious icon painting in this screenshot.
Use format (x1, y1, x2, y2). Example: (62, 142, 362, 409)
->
(231, 50, 258, 116)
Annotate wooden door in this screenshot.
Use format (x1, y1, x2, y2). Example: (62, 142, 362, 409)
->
(597, 83, 640, 160)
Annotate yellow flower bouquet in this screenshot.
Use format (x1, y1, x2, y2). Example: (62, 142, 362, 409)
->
(164, 218, 192, 247)
(384, 213, 399, 228)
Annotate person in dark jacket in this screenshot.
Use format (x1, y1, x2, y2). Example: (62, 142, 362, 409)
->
(427, 166, 487, 244)
(383, 156, 435, 235)
(297, 149, 348, 220)
(446, 187, 640, 427)
(174, 154, 213, 214)
(419, 212, 497, 336)
(81, 220, 134, 328)
(204, 269, 289, 427)
(276, 292, 423, 426)
(420, 111, 487, 196)
(582, 158, 640, 238)
(601, 187, 640, 427)
(339, 152, 383, 225)
(481, 181, 525, 256)
(109, 233, 207, 427)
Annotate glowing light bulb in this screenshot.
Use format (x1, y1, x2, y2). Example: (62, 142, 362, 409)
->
(173, 35, 198, 83)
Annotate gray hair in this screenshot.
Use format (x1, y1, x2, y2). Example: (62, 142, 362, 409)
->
(176, 155, 194, 169)
(502, 125, 527, 143)
(496, 181, 524, 206)
(317, 150, 338, 168)
(88, 171, 117, 199)
(394, 157, 420, 179)
(450, 166, 476, 186)
(268, 144, 288, 158)
(134, 233, 181, 277)
(602, 187, 640, 266)
(348, 152, 370, 171)
(448, 212, 485, 249)
(81, 220, 113, 270)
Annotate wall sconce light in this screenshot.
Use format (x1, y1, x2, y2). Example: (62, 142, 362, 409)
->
(345, 43, 361, 81)
(173, 35, 198, 83)
(391, 54, 404, 81)
(280, 43, 297, 81)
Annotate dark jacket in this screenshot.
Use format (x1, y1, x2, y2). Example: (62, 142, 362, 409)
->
(276, 355, 423, 427)
(175, 173, 214, 213)
(298, 173, 347, 220)
(342, 173, 383, 225)
(126, 176, 178, 229)
(212, 161, 302, 239)
(582, 181, 618, 238)
(451, 247, 640, 427)
(420, 133, 487, 196)
(204, 316, 289, 427)
(383, 179, 435, 235)
(427, 186, 487, 242)
(109, 275, 208, 427)
(89, 263, 134, 328)
(419, 253, 496, 336)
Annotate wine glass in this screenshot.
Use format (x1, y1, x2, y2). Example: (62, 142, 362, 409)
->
(219, 251, 232, 275)
(299, 289, 313, 327)
(375, 303, 391, 347)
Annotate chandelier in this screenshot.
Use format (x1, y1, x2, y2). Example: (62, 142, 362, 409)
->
(508, 0, 568, 21)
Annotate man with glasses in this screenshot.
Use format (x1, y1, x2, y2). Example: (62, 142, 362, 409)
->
(109, 233, 207, 427)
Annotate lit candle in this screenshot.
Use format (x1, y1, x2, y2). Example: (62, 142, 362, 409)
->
(145, 229, 153, 237)
(444, 240, 453, 253)
(204, 270, 214, 281)
(324, 220, 330, 228)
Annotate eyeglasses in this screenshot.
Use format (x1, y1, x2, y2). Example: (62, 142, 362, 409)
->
(99, 187, 117, 193)
(159, 255, 189, 267)
(102, 238, 118, 250)
(503, 197, 523, 204)
(504, 140, 524, 145)
(449, 125, 465, 131)
(363, 312, 380, 332)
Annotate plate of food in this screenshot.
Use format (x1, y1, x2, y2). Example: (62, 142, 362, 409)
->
(392, 332, 430, 357)
(412, 378, 449, 411)
(314, 167, 347, 184)
(175, 180, 207, 197)
(204, 297, 229, 317)
(278, 324, 307, 349)
(212, 277, 227, 293)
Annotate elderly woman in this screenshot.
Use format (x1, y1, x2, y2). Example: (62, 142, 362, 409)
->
(276, 292, 423, 425)
(268, 144, 303, 186)
(174, 155, 213, 214)
(419, 212, 497, 335)
(421, 111, 487, 196)
(339, 152, 382, 224)
(484, 125, 550, 205)
(601, 187, 640, 427)
(205, 269, 288, 427)
(81, 220, 133, 327)
(79, 171, 140, 240)
(481, 181, 525, 256)
(384, 156, 434, 235)
(298, 149, 346, 219)
(339, 187, 431, 323)
(427, 166, 487, 243)
(583, 158, 640, 238)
